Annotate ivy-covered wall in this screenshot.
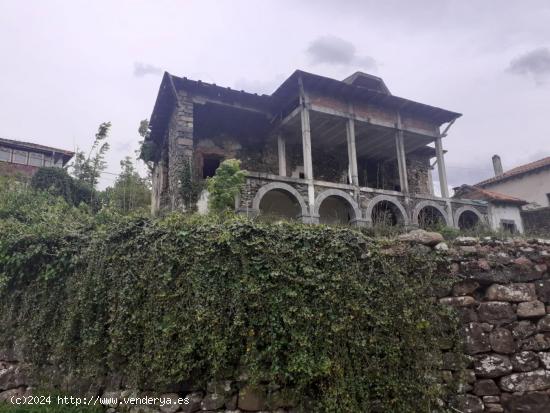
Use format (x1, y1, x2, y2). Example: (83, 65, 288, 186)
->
(0, 210, 460, 412)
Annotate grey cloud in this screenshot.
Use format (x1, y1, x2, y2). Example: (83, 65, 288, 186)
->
(507, 47, 550, 83)
(133, 62, 164, 77)
(306, 36, 377, 70)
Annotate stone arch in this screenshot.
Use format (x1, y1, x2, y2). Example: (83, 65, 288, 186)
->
(412, 200, 451, 227)
(252, 182, 308, 219)
(313, 189, 362, 224)
(365, 195, 409, 225)
(454, 206, 484, 229)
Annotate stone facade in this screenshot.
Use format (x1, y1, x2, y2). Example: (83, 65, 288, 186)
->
(240, 173, 488, 228)
(147, 70, 470, 221)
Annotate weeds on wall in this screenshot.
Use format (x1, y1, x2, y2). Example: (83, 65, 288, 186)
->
(178, 156, 203, 210)
(0, 186, 463, 412)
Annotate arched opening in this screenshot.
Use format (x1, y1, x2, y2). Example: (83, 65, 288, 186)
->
(318, 196, 354, 225)
(258, 189, 301, 221)
(371, 200, 405, 227)
(458, 210, 480, 230)
(418, 206, 446, 230)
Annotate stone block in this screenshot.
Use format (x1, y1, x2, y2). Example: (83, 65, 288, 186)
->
(517, 300, 546, 318)
(485, 283, 536, 302)
(463, 323, 491, 355)
(520, 333, 550, 351)
(478, 302, 517, 325)
(474, 354, 513, 378)
(535, 279, 550, 302)
(538, 352, 550, 369)
(473, 379, 500, 395)
(501, 392, 550, 413)
(200, 393, 225, 410)
(508, 320, 537, 339)
(454, 394, 483, 413)
(453, 280, 480, 296)
(489, 328, 515, 354)
(439, 296, 476, 307)
(499, 369, 550, 392)
(537, 315, 550, 331)
(511, 351, 539, 372)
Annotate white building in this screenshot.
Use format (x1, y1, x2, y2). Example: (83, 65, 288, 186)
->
(453, 184, 527, 234)
(475, 155, 550, 209)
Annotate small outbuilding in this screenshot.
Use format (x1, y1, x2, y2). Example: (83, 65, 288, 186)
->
(453, 184, 527, 234)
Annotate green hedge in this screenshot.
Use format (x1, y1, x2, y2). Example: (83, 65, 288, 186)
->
(0, 190, 461, 412)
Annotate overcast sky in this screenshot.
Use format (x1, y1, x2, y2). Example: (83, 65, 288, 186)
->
(1, 0, 549, 189)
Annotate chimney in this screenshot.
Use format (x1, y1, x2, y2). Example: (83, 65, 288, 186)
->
(492, 155, 503, 176)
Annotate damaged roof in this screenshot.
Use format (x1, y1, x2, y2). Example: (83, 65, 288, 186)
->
(149, 69, 462, 143)
(475, 156, 550, 187)
(453, 184, 528, 205)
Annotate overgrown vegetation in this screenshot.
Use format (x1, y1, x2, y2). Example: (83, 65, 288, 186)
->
(0, 185, 462, 412)
(207, 159, 246, 212)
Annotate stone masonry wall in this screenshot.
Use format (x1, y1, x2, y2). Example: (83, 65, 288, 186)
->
(438, 236, 550, 413)
(2, 235, 550, 413)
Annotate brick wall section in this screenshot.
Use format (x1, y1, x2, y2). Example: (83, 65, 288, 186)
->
(439, 236, 550, 413)
(522, 207, 550, 237)
(0, 162, 38, 180)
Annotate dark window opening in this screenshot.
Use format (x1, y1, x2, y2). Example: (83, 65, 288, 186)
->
(546, 193, 550, 205)
(299, 172, 305, 179)
(202, 156, 222, 179)
(501, 220, 517, 234)
(458, 210, 479, 230)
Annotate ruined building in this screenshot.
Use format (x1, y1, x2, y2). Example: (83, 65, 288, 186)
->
(145, 69, 488, 228)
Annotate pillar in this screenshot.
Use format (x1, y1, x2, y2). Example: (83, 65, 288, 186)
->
(277, 134, 286, 177)
(346, 118, 359, 186)
(435, 135, 449, 198)
(395, 134, 409, 194)
(299, 78, 316, 215)
(395, 112, 409, 194)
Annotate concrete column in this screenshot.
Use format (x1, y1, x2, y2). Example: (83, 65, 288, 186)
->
(299, 78, 315, 215)
(395, 132, 409, 194)
(346, 118, 359, 186)
(395, 112, 409, 194)
(435, 135, 449, 198)
(277, 134, 286, 177)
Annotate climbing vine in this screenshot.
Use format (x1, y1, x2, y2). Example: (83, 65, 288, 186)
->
(0, 189, 462, 412)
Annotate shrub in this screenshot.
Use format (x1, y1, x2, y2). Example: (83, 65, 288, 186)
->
(0, 211, 461, 412)
(206, 159, 246, 212)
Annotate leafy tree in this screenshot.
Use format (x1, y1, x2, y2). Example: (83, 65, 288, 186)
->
(30, 167, 73, 203)
(206, 159, 246, 212)
(30, 167, 93, 208)
(137, 119, 156, 173)
(71, 122, 111, 189)
(103, 156, 151, 214)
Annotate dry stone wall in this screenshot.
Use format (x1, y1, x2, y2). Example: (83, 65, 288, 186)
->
(1, 233, 550, 413)
(437, 236, 550, 413)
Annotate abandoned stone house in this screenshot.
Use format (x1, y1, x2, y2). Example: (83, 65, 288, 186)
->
(145, 69, 489, 228)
